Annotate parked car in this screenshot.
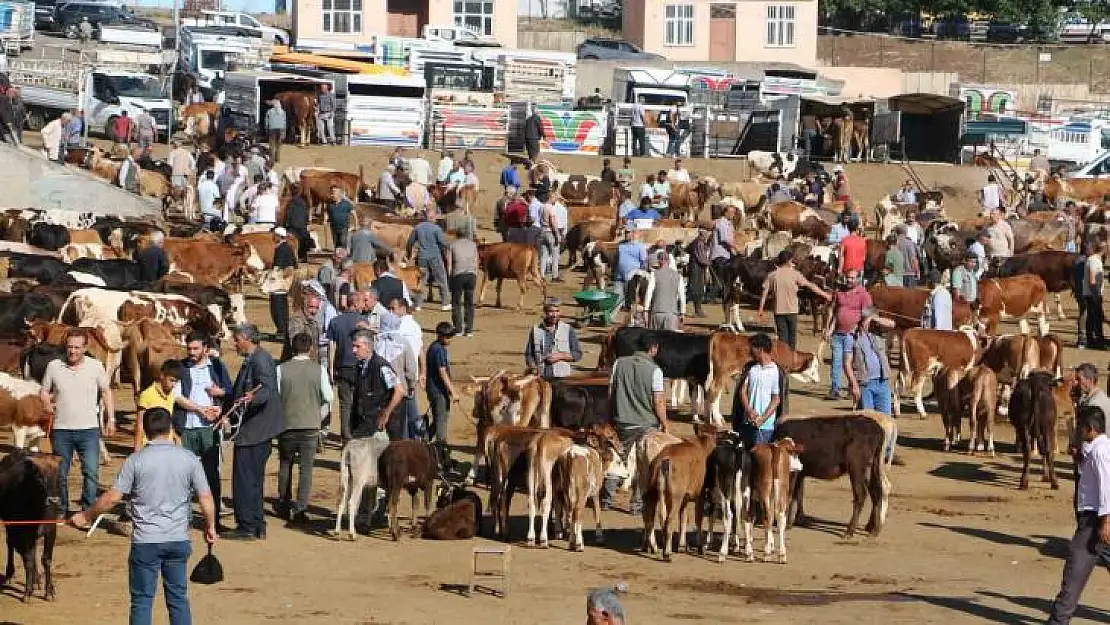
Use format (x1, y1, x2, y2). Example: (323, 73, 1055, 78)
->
(576, 37, 663, 61)
(54, 2, 155, 38)
(33, 0, 115, 31)
(180, 10, 289, 44)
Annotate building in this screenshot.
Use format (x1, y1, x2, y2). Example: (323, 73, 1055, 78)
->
(622, 0, 817, 66)
(292, 0, 517, 46)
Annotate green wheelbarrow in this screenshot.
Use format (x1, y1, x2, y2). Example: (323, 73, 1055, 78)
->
(573, 289, 620, 327)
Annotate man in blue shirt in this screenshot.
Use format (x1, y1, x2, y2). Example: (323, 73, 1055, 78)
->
(426, 322, 458, 457)
(617, 189, 637, 220)
(614, 230, 647, 301)
(326, 186, 354, 250)
(406, 209, 452, 311)
(625, 197, 661, 229)
(500, 161, 521, 192)
(827, 210, 851, 246)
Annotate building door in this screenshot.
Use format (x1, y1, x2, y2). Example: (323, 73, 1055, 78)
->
(709, 3, 736, 61)
(387, 0, 427, 37)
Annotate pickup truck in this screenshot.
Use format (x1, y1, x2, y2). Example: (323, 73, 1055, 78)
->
(181, 11, 289, 44)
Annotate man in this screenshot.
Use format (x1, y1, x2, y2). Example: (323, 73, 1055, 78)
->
(119, 147, 141, 194)
(316, 83, 336, 145)
(328, 291, 369, 443)
(843, 306, 896, 413)
(349, 215, 394, 263)
(617, 189, 637, 221)
(732, 333, 784, 447)
(825, 267, 872, 400)
(832, 164, 850, 201)
(406, 209, 451, 311)
(77, 16, 93, 44)
(686, 224, 712, 318)
(269, 228, 297, 342)
(630, 96, 648, 157)
(895, 180, 917, 204)
(264, 99, 286, 161)
(644, 252, 684, 331)
(422, 321, 458, 448)
(350, 330, 405, 438)
(283, 183, 311, 261)
(826, 210, 851, 247)
(758, 250, 831, 350)
(537, 191, 562, 282)
(614, 229, 647, 300)
(134, 359, 180, 450)
(670, 158, 691, 184)
(711, 204, 737, 275)
(136, 231, 170, 283)
(637, 173, 655, 206)
(1083, 240, 1105, 349)
(616, 156, 635, 189)
(498, 159, 521, 194)
(246, 148, 267, 182)
(224, 324, 285, 541)
(503, 190, 529, 243)
(67, 109, 85, 146)
(135, 109, 156, 150)
(765, 183, 792, 206)
(172, 331, 232, 525)
(326, 185, 354, 250)
(1045, 404, 1110, 625)
(285, 293, 322, 361)
(436, 150, 455, 184)
(276, 332, 332, 524)
(167, 141, 195, 190)
(980, 173, 1004, 214)
(651, 170, 670, 215)
(251, 182, 278, 225)
(587, 587, 627, 625)
(896, 224, 922, 287)
(524, 299, 582, 379)
(601, 333, 667, 513)
(1029, 148, 1051, 176)
(968, 230, 989, 277)
(377, 164, 402, 208)
(599, 158, 617, 185)
(371, 257, 414, 310)
(70, 408, 216, 625)
(39, 113, 66, 159)
(925, 281, 953, 330)
(40, 328, 113, 518)
(984, 210, 1015, 263)
(196, 170, 221, 228)
(524, 104, 545, 162)
(112, 110, 133, 150)
(662, 103, 679, 156)
(950, 253, 979, 304)
(838, 221, 867, 277)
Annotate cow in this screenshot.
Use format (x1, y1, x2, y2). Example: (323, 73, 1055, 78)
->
(300, 169, 369, 219)
(775, 413, 890, 538)
(977, 333, 1042, 417)
(642, 423, 722, 561)
(545, 375, 610, 430)
(275, 91, 317, 146)
(565, 218, 616, 268)
(179, 102, 219, 148)
(984, 251, 1078, 320)
(760, 201, 832, 241)
(1044, 176, 1110, 205)
(567, 205, 615, 227)
(162, 238, 263, 286)
(748, 151, 799, 179)
(933, 365, 998, 454)
(0, 373, 52, 451)
(745, 438, 803, 563)
(469, 371, 552, 481)
(477, 242, 547, 310)
(28, 223, 70, 251)
(332, 435, 392, 541)
(379, 439, 438, 541)
(868, 283, 975, 331)
(898, 328, 980, 418)
(66, 258, 142, 290)
(0, 450, 62, 602)
(0, 292, 58, 339)
(695, 430, 750, 563)
(7, 254, 69, 286)
(1008, 371, 1060, 490)
(668, 180, 712, 223)
(712, 254, 776, 332)
(422, 485, 482, 540)
(704, 331, 820, 424)
(977, 274, 1049, 336)
(599, 326, 710, 414)
(551, 433, 624, 551)
(59, 288, 222, 341)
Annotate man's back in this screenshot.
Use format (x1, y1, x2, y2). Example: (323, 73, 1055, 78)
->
(610, 353, 661, 428)
(768, 267, 803, 314)
(841, 234, 867, 271)
(118, 441, 207, 543)
(349, 229, 377, 263)
(412, 222, 445, 258)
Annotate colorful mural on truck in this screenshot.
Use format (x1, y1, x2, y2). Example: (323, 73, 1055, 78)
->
(429, 104, 510, 150)
(960, 85, 1017, 119)
(537, 105, 606, 155)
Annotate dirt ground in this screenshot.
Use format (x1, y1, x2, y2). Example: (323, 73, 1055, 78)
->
(1, 140, 1103, 624)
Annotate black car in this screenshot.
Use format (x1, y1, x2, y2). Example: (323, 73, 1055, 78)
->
(53, 2, 156, 38)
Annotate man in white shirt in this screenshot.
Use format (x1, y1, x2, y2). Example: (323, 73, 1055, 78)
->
(652, 171, 671, 214)
(1046, 403, 1110, 624)
(437, 150, 455, 184)
(1083, 241, 1106, 349)
(967, 230, 989, 278)
(733, 333, 782, 446)
(167, 141, 195, 189)
(639, 174, 655, 204)
(980, 174, 1004, 214)
(895, 180, 916, 204)
(251, 182, 279, 225)
(669, 158, 691, 184)
(984, 211, 1014, 260)
(196, 170, 221, 226)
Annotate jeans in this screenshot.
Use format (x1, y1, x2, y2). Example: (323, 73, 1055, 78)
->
(180, 427, 221, 520)
(449, 272, 476, 334)
(418, 256, 451, 306)
(429, 392, 450, 444)
(829, 332, 849, 394)
(267, 128, 283, 162)
(277, 429, 318, 515)
(330, 223, 348, 250)
(539, 231, 560, 280)
(601, 424, 658, 511)
(666, 131, 679, 157)
(270, 292, 289, 339)
(774, 313, 798, 350)
(138, 133, 155, 150)
(315, 112, 335, 144)
(859, 379, 892, 414)
(129, 541, 192, 625)
(631, 126, 648, 157)
(1085, 294, 1105, 346)
(1047, 513, 1110, 624)
(403, 396, 423, 440)
(232, 441, 271, 535)
(52, 427, 100, 514)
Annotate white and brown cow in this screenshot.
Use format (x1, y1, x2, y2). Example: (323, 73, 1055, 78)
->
(0, 373, 51, 451)
(898, 328, 979, 418)
(704, 331, 821, 425)
(976, 274, 1049, 336)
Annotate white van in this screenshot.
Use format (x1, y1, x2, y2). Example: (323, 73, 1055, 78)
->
(181, 11, 289, 44)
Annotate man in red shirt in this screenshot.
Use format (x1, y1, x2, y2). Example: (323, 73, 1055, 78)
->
(825, 267, 872, 400)
(112, 111, 133, 151)
(838, 221, 867, 279)
(503, 191, 529, 244)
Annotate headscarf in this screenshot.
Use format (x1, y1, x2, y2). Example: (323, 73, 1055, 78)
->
(374, 311, 405, 364)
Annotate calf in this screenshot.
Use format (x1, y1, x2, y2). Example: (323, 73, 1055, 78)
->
(977, 274, 1049, 336)
(333, 436, 392, 541)
(933, 365, 998, 455)
(774, 414, 889, 539)
(477, 242, 547, 310)
(470, 371, 551, 476)
(1008, 371, 1060, 490)
(696, 431, 750, 563)
(545, 375, 610, 430)
(551, 434, 618, 551)
(422, 485, 482, 540)
(0, 373, 52, 451)
(623, 430, 683, 502)
(0, 450, 62, 602)
(379, 439, 438, 541)
(986, 251, 1078, 320)
(976, 333, 1041, 417)
(642, 424, 720, 561)
(745, 438, 803, 564)
(898, 328, 979, 418)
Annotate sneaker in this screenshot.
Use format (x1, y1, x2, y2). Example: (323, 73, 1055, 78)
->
(440, 305, 451, 312)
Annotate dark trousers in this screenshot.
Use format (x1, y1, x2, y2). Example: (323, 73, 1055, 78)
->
(231, 441, 271, 535)
(631, 126, 648, 157)
(289, 226, 312, 261)
(129, 541, 192, 625)
(688, 262, 707, 314)
(52, 427, 100, 515)
(270, 292, 289, 339)
(1047, 512, 1110, 624)
(335, 370, 356, 442)
(449, 272, 476, 334)
(775, 313, 798, 350)
(180, 427, 221, 520)
(267, 129, 282, 162)
(525, 138, 540, 161)
(277, 429, 317, 515)
(1077, 296, 1089, 347)
(330, 223, 348, 250)
(902, 275, 918, 288)
(1084, 294, 1105, 347)
(429, 392, 450, 445)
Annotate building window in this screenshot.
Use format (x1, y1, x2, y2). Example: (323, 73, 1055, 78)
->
(664, 4, 694, 46)
(454, 1, 494, 37)
(766, 5, 795, 47)
(323, 0, 361, 33)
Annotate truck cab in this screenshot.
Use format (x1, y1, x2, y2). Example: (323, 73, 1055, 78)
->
(1048, 119, 1110, 169)
(87, 70, 173, 134)
(179, 28, 270, 97)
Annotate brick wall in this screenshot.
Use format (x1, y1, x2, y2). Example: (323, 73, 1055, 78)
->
(818, 34, 1110, 93)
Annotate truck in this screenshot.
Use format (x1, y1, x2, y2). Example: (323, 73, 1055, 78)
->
(8, 58, 174, 136)
(98, 24, 163, 48)
(0, 1, 34, 54)
(220, 70, 332, 137)
(181, 10, 289, 44)
(1047, 119, 1110, 167)
(178, 27, 272, 98)
(472, 48, 576, 103)
(610, 67, 692, 157)
(345, 72, 426, 147)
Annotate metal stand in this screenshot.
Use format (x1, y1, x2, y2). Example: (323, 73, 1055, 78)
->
(469, 546, 510, 597)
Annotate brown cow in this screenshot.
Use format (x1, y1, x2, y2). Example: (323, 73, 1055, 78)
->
(977, 274, 1049, 335)
(761, 201, 832, 241)
(1044, 177, 1110, 204)
(163, 238, 264, 285)
(868, 283, 975, 330)
(934, 365, 998, 454)
(704, 331, 820, 425)
(1009, 371, 1059, 490)
(987, 251, 1078, 320)
(0, 373, 52, 450)
(275, 91, 316, 146)
(477, 242, 547, 310)
(744, 438, 803, 563)
(567, 205, 615, 226)
(300, 168, 368, 218)
(899, 328, 979, 418)
(642, 423, 721, 561)
(668, 180, 711, 222)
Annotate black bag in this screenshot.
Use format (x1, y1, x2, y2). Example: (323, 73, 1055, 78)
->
(190, 545, 224, 585)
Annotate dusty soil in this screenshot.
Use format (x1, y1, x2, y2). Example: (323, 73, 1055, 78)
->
(1, 141, 1100, 624)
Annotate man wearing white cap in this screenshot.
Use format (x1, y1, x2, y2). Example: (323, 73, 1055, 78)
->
(832, 164, 851, 202)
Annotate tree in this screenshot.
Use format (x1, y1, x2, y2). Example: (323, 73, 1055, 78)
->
(1077, 0, 1110, 42)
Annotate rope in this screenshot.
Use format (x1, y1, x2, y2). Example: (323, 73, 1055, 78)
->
(0, 519, 65, 525)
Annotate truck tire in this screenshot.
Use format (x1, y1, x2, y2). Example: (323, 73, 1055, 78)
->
(25, 109, 44, 131)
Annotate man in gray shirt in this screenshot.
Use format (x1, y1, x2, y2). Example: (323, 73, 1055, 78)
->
(264, 99, 287, 162)
(406, 209, 452, 311)
(316, 83, 337, 145)
(630, 96, 648, 157)
(71, 408, 216, 625)
(349, 215, 395, 263)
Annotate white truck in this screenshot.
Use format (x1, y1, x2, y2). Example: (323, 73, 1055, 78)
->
(181, 11, 289, 44)
(345, 72, 426, 147)
(610, 67, 691, 156)
(98, 24, 163, 48)
(178, 27, 272, 98)
(0, 0, 34, 55)
(1047, 119, 1110, 167)
(8, 58, 173, 136)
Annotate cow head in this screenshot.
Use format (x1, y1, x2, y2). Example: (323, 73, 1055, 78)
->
(791, 348, 821, 385)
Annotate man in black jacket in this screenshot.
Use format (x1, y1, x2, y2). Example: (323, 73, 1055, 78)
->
(269, 228, 298, 342)
(349, 330, 404, 438)
(136, 231, 170, 283)
(224, 324, 285, 541)
(524, 104, 545, 162)
(283, 184, 312, 262)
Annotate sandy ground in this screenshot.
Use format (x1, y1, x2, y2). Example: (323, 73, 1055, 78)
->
(1, 140, 1104, 624)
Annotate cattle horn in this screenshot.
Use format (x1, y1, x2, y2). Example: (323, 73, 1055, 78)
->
(512, 375, 536, 388)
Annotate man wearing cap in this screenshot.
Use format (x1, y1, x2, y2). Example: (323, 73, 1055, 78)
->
(268, 228, 297, 343)
(264, 100, 286, 162)
(950, 253, 979, 304)
(832, 164, 850, 201)
(644, 252, 684, 331)
(426, 322, 458, 452)
(587, 587, 627, 625)
(843, 306, 896, 414)
(524, 300, 582, 379)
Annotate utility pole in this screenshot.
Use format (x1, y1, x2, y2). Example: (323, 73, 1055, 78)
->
(167, 0, 180, 148)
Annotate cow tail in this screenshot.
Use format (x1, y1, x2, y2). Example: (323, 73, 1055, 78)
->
(533, 250, 547, 297)
(56, 290, 80, 324)
(871, 428, 891, 526)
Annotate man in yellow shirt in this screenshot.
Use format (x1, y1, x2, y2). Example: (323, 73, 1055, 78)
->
(134, 361, 183, 453)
